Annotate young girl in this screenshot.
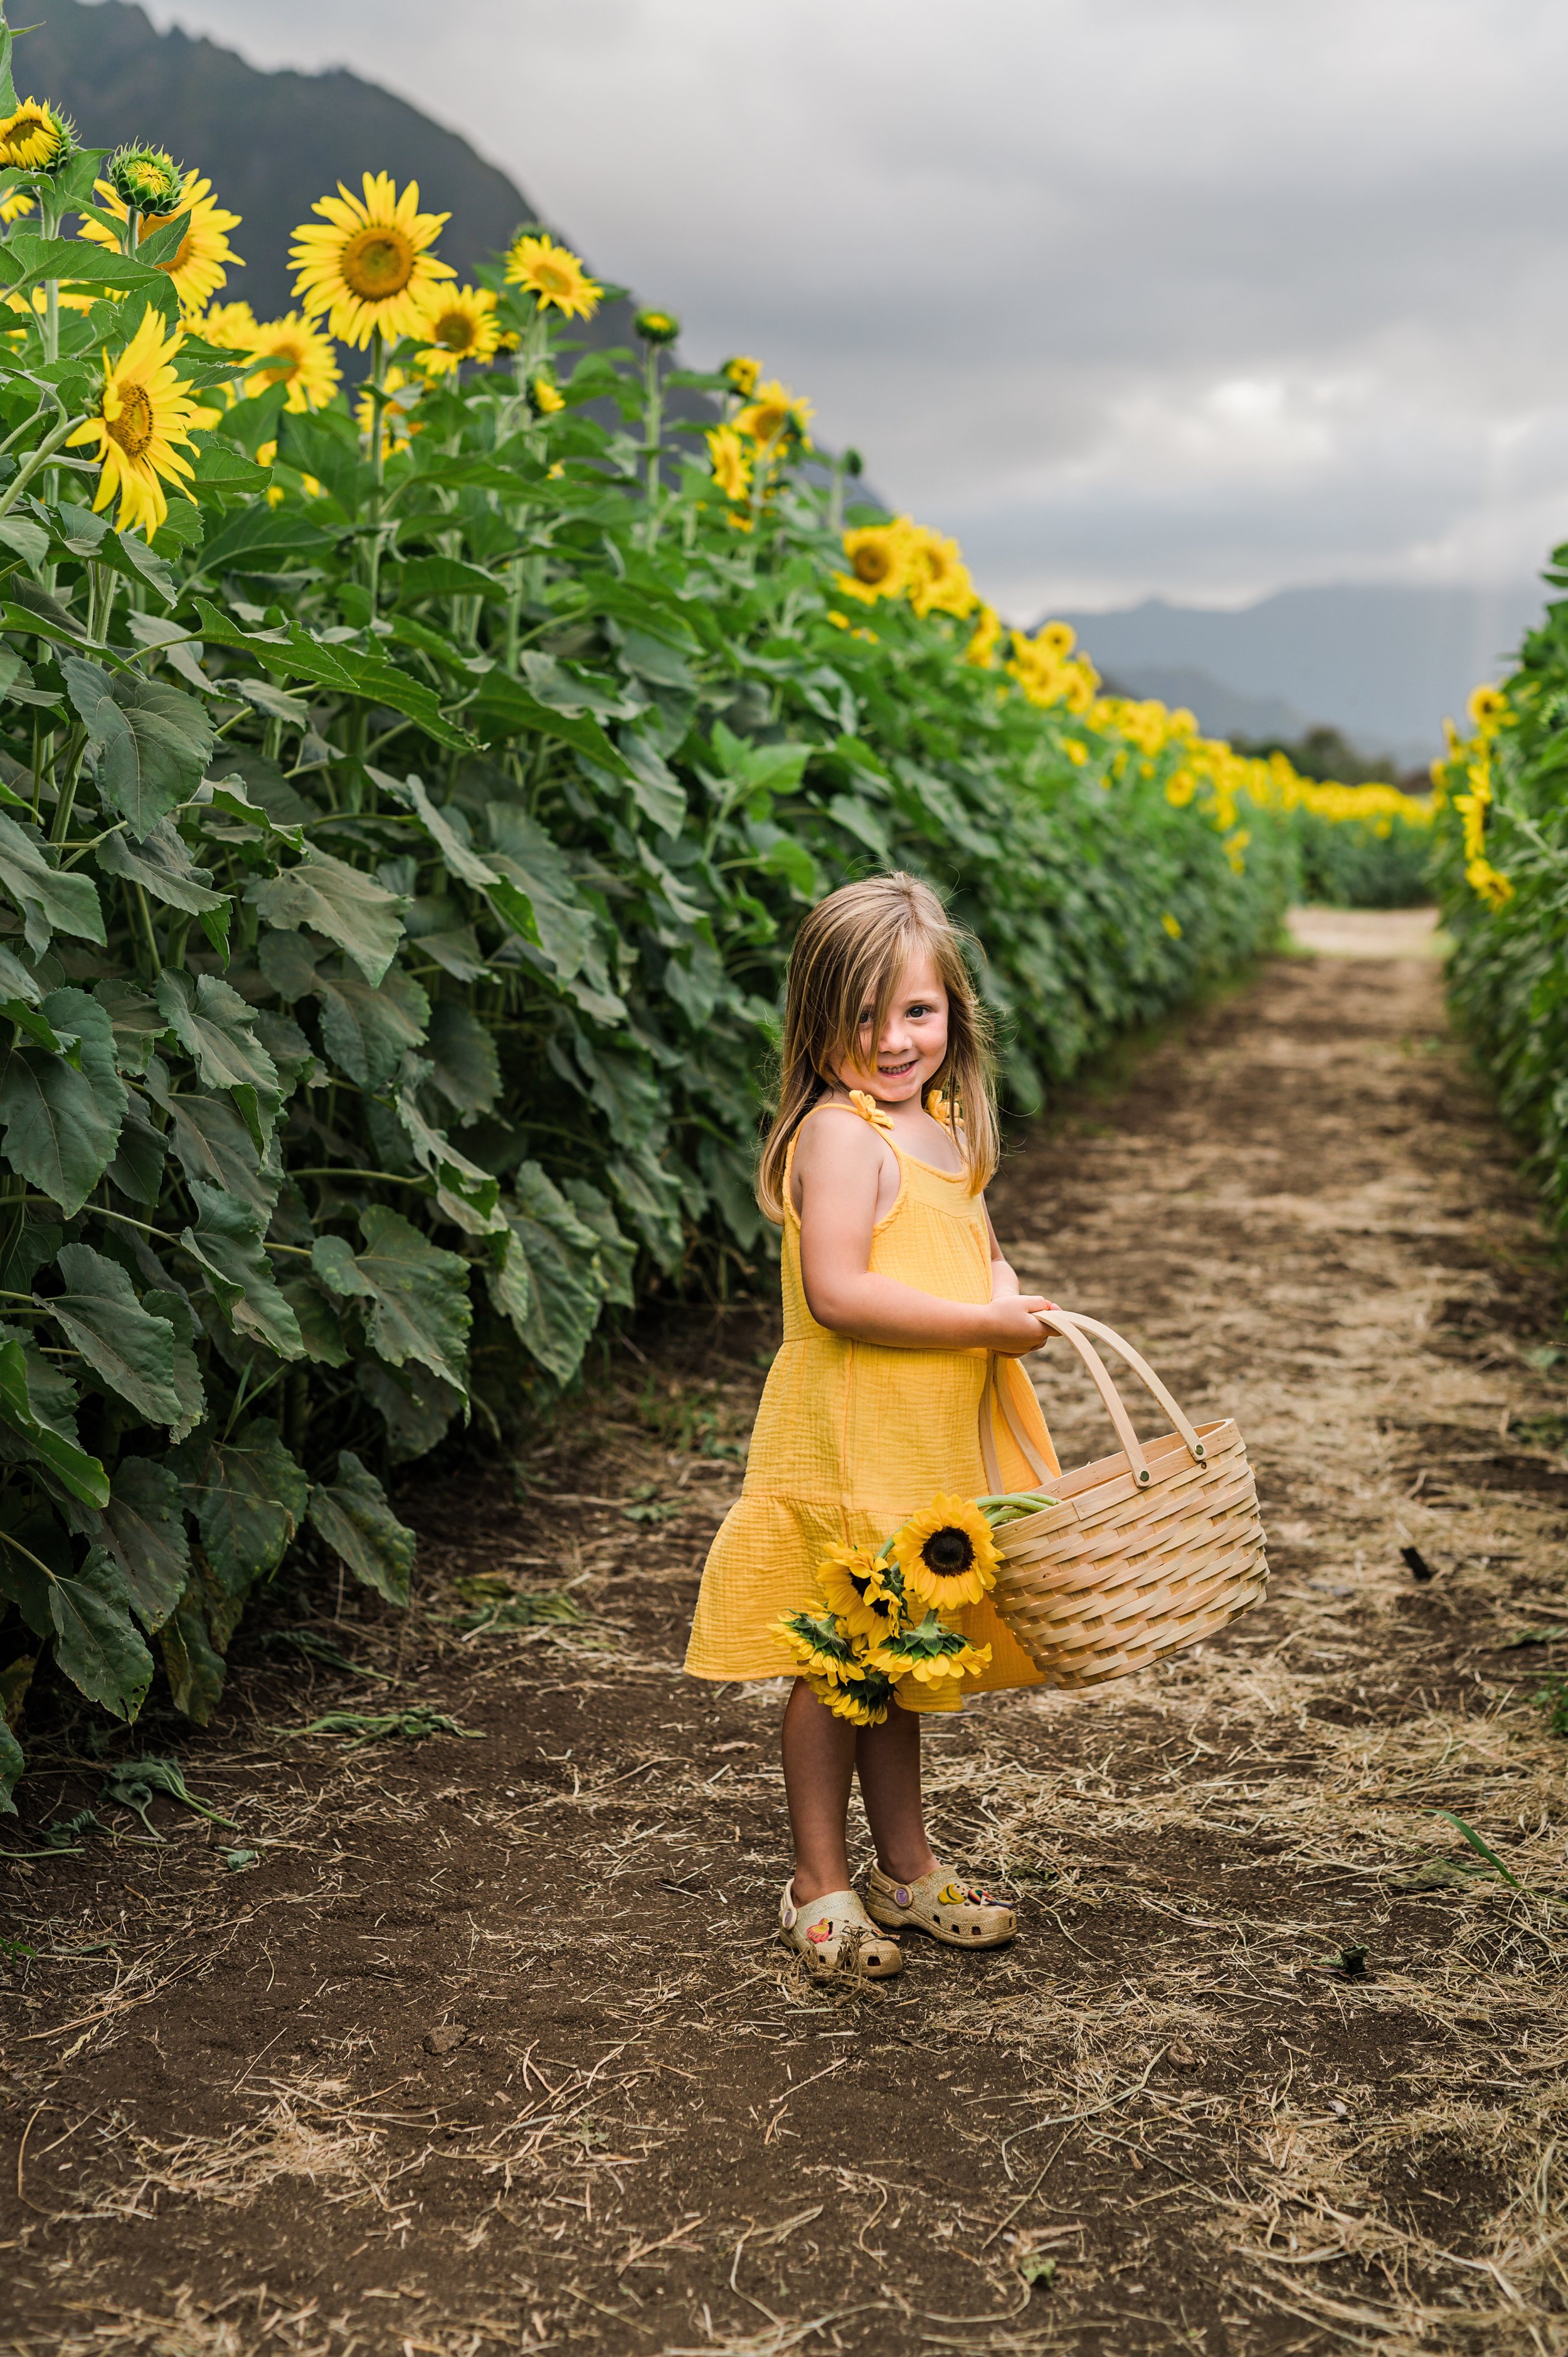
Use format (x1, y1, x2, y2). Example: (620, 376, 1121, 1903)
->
(685, 873, 1061, 1978)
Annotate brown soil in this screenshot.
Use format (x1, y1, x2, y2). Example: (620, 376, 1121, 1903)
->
(5, 925, 1568, 2357)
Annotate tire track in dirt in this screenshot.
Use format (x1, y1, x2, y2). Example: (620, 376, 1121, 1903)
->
(4, 920, 1567, 2357)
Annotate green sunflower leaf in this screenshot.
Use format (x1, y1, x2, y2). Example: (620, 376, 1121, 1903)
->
(46, 1241, 184, 1426)
(248, 849, 408, 987)
(0, 988, 127, 1216)
(307, 1450, 416, 1606)
(0, 812, 107, 955)
(311, 1205, 470, 1395)
(97, 1455, 191, 1635)
(49, 1548, 154, 1722)
(315, 961, 430, 1090)
(179, 1181, 305, 1361)
(168, 1417, 308, 1601)
(62, 659, 214, 835)
(0, 1336, 109, 1508)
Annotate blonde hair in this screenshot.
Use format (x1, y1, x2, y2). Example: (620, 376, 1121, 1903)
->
(756, 871, 999, 1222)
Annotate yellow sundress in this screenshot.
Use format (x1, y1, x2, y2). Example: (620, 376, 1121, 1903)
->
(684, 1093, 1059, 1710)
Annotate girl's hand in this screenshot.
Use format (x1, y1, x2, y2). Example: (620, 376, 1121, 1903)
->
(983, 1294, 1057, 1356)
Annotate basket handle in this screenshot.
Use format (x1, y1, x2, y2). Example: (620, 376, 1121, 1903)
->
(979, 1309, 1206, 1495)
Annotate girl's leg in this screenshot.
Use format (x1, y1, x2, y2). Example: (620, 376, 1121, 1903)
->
(856, 1705, 939, 1885)
(781, 1678, 858, 1902)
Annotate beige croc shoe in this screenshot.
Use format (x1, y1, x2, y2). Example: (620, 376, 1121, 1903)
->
(779, 1882, 903, 1979)
(864, 1863, 1017, 1948)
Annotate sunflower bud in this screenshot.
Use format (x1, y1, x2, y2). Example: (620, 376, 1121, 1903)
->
(0, 98, 77, 177)
(106, 144, 185, 218)
(634, 307, 679, 346)
(843, 447, 864, 478)
(527, 373, 564, 417)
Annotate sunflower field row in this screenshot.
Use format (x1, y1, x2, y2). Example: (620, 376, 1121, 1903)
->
(0, 24, 1428, 1799)
(1432, 634, 1568, 1247)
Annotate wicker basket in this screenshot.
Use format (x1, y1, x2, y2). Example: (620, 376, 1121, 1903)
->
(981, 1309, 1268, 1691)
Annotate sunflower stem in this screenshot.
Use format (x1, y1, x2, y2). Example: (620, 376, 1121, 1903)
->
(365, 326, 386, 612)
(642, 339, 663, 550)
(0, 406, 78, 523)
(828, 454, 847, 536)
(48, 729, 88, 846)
(129, 878, 162, 979)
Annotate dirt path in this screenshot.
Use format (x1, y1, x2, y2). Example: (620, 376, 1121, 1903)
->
(5, 922, 1568, 2357)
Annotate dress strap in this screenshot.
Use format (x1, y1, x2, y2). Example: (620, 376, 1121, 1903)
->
(925, 1088, 953, 1129)
(847, 1088, 896, 1138)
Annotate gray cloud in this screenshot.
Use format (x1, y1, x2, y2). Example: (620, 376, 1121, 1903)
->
(139, 0, 1568, 611)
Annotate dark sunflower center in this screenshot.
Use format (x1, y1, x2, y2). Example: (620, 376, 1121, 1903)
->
(854, 546, 889, 583)
(342, 226, 414, 300)
(922, 1526, 974, 1576)
(107, 385, 154, 460)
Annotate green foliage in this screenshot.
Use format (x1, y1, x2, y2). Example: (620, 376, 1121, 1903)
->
(0, 120, 1307, 1808)
(1433, 578, 1568, 1246)
(1293, 808, 1433, 907)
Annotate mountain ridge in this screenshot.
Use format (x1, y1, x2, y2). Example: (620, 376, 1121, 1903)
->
(1053, 582, 1547, 762)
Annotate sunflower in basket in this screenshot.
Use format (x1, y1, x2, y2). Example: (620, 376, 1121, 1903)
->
(894, 1493, 1000, 1609)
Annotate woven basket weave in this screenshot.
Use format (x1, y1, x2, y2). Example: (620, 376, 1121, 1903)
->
(982, 1309, 1268, 1691)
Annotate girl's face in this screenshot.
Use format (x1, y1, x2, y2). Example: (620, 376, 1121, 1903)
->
(834, 950, 950, 1105)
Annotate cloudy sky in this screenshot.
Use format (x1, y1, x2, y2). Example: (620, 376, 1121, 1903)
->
(140, 0, 1568, 615)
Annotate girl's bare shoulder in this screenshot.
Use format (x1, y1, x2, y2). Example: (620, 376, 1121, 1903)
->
(791, 1100, 894, 1196)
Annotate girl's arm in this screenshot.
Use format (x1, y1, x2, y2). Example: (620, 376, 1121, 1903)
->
(795, 1114, 1052, 1354)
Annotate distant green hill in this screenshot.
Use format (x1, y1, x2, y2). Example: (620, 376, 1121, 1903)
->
(19, 0, 570, 319)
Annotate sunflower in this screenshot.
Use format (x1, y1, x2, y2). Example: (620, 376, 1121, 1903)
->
(706, 423, 751, 505)
(196, 299, 258, 356)
(66, 305, 213, 539)
(813, 1546, 901, 1644)
(893, 1493, 1000, 1610)
(0, 191, 32, 226)
(810, 1671, 894, 1727)
(414, 282, 499, 375)
(354, 366, 423, 457)
(291, 173, 452, 349)
(1467, 682, 1507, 733)
(836, 517, 916, 605)
(771, 1608, 869, 1686)
(528, 373, 564, 416)
(635, 306, 679, 345)
(0, 99, 74, 174)
(871, 1617, 993, 1688)
(723, 354, 761, 398)
(735, 377, 813, 452)
(242, 312, 340, 412)
(1039, 619, 1076, 658)
(81, 171, 243, 315)
(502, 230, 601, 319)
(965, 604, 1001, 668)
(906, 526, 977, 620)
(104, 144, 183, 215)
